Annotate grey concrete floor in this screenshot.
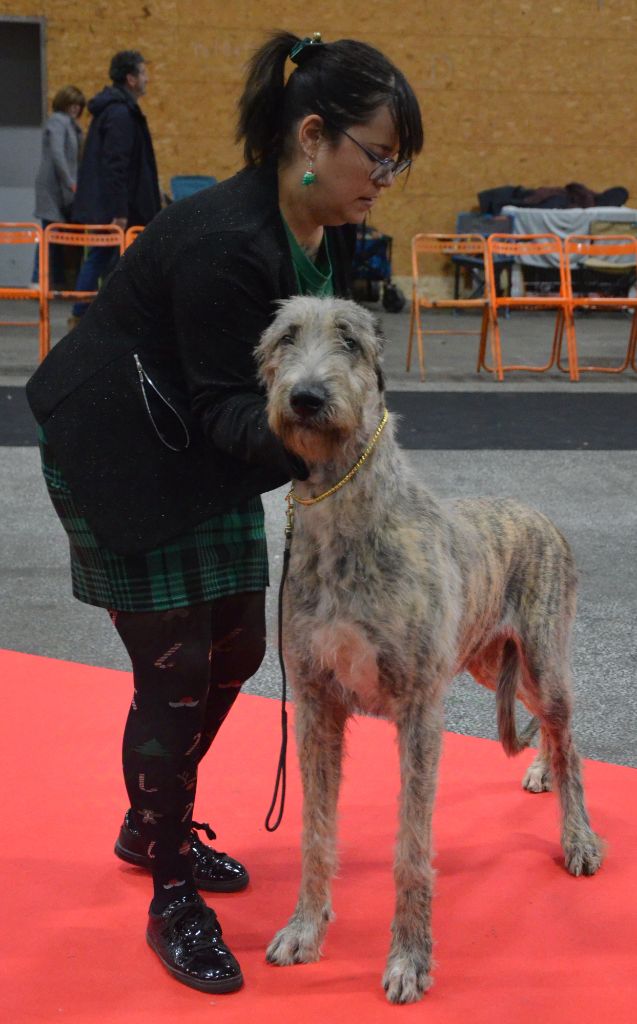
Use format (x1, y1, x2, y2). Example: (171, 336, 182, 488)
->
(3, 297, 637, 390)
(1, 299, 636, 767)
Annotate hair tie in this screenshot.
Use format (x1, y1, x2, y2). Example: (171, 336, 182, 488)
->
(290, 33, 325, 66)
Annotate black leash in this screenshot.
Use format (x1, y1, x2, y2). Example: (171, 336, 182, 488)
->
(264, 500, 294, 832)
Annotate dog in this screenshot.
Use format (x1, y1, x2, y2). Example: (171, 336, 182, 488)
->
(256, 296, 604, 1004)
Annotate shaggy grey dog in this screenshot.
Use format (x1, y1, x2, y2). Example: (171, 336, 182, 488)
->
(256, 296, 604, 1004)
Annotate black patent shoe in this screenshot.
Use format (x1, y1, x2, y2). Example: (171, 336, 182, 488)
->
(147, 893, 243, 993)
(114, 811, 250, 892)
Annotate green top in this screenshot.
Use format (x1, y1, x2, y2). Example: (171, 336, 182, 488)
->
(283, 218, 334, 297)
(39, 215, 333, 612)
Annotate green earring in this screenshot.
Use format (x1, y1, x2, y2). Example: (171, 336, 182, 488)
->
(301, 159, 316, 187)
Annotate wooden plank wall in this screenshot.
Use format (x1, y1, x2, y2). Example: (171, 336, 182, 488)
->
(2, 0, 635, 278)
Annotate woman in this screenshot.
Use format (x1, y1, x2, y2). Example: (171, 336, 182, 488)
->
(27, 31, 423, 994)
(33, 85, 85, 287)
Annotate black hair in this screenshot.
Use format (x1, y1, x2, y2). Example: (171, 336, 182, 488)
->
(237, 30, 423, 167)
(109, 50, 145, 85)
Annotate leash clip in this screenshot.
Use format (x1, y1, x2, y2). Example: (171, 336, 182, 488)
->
(285, 489, 295, 542)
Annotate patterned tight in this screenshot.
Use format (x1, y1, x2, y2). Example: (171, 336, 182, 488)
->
(110, 591, 266, 905)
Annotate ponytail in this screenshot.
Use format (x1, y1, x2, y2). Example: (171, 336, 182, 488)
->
(236, 31, 299, 167)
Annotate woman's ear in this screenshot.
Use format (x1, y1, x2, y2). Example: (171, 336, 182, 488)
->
(297, 114, 324, 158)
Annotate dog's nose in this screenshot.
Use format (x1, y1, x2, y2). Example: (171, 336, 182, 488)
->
(290, 386, 327, 418)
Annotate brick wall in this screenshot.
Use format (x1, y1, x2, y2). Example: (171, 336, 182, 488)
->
(2, 0, 636, 276)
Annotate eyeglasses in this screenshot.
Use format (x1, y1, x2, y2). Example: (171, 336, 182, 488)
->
(336, 125, 411, 183)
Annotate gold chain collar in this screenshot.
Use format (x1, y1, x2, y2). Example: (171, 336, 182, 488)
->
(285, 409, 388, 536)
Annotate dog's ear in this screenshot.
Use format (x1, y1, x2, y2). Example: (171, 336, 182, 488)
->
(372, 315, 386, 392)
(255, 314, 281, 387)
(372, 314, 386, 352)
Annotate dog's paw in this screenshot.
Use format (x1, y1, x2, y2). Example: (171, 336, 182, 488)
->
(266, 921, 323, 966)
(564, 831, 605, 877)
(382, 954, 433, 1004)
(522, 760, 552, 793)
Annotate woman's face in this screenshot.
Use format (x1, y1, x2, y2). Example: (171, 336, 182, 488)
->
(309, 105, 401, 226)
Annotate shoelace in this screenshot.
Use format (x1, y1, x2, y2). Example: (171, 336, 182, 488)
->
(164, 900, 223, 959)
(191, 820, 229, 856)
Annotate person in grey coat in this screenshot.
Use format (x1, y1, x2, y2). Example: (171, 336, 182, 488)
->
(33, 85, 85, 286)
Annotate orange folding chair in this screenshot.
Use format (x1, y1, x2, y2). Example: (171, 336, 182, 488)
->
(484, 234, 577, 381)
(41, 223, 125, 359)
(407, 233, 490, 381)
(559, 233, 637, 375)
(125, 225, 144, 248)
(0, 222, 46, 362)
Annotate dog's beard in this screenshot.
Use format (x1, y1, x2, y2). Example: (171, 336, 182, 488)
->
(275, 417, 347, 464)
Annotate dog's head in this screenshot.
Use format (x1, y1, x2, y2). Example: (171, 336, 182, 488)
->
(256, 296, 386, 463)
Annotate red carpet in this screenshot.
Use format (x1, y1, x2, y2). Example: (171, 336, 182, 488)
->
(1, 648, 635, 1023)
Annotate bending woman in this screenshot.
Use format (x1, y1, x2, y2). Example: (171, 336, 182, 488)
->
(27, 30, 423, 994)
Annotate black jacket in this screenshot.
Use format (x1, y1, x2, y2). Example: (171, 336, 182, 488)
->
(72, 85, 161, 226)
(27, 163, 355, 554)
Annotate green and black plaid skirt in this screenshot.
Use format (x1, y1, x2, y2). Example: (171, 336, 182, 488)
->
(38, 429, 269, 612)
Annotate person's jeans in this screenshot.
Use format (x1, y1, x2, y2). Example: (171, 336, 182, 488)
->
(32, 219, 66, 289)
(71, 244, 120, 317)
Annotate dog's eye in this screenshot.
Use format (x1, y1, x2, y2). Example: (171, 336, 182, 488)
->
(342, 335, 359, 353)
(279, 334, 295, 347)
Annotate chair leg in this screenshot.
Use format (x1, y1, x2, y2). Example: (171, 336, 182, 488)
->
(489, 309, 504, 381)
(556, 308, 580, 379)
(629, 313, 637, 371)
(40, 293, 51, 362)
(476, 305, 489, 372)
(416, 309, 426, 382)
(563, 309, 580, 382)
(406, 297, 415, 371)
(622, 313, 637, 373)
(556, 310, 570, 374)
(620, 311, 637, 373)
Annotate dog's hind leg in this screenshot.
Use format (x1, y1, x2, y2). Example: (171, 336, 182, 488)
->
(522, 728, 552, 792)
(382, 690, 443, 1004)
(535, 678, 605, 875)
(266, 677, 348, 966)
(519, 620, 605, 876)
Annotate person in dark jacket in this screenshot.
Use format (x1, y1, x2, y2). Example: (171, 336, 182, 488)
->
(27, 30, 423, 994)
(70, 50, 160, 319)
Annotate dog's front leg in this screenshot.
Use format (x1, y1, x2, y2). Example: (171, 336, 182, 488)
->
(267, 679, 348, 966)
(383, 692, 444, 1004)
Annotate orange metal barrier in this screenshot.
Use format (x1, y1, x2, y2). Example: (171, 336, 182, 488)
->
(484, 234, 578, 382)
(407, 234, 490, 381)
(0, 222, 46, 361)
(560, 234, 637, 375)
(125, 225, 144, 248)
(41, 223, 125, 359)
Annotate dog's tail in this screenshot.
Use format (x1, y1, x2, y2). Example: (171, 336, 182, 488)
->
(496, 638, 540, 757)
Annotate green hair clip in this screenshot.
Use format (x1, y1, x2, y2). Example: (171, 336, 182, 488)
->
(290, 33, 324, 65)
